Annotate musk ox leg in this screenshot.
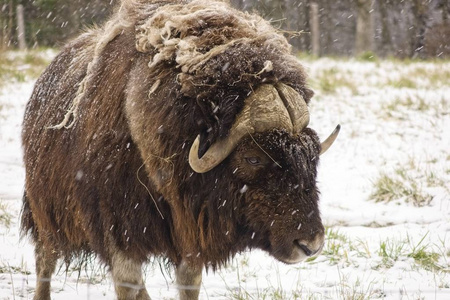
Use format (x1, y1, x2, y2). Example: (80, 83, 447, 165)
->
(110, 252, 150, 300)
(176, 259, 203, 300)
(33, 241, 59, 300)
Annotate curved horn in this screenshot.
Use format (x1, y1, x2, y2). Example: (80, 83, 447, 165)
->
(320, 124, 340, 155)
(189, 134, 241, 173)
(189, 84, 294, 173)
(275, 83, 310, 133)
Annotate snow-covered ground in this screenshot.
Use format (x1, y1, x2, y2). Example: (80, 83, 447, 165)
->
(0, 53, 449, 299)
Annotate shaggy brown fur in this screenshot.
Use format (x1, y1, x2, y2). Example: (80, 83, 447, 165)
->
(21, 1, 325, 299)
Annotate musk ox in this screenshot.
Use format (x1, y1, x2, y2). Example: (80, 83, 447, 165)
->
(21, 0, 340, 299)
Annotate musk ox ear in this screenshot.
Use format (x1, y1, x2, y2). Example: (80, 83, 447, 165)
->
(198, 131, 212, 159)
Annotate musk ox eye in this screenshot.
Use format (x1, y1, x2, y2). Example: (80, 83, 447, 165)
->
(245, 157, 261, 166)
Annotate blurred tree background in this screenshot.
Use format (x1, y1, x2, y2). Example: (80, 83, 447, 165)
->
(1, 0, 113, 48)
(1, 0, 449, 58)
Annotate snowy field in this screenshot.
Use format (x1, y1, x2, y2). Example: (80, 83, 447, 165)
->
(0, 51, 449, 299)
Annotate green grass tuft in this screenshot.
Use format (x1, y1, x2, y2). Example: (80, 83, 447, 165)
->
(370, 166, 434, 207)
(378, 238, 406, 268)
(407, 233, 444, 272)
(386, 76, 417, 89)
(374, 233, 448, 272)
(0, 202, 12, 228)
(311, 67, 358, 95)
(357, 51, 378, 62)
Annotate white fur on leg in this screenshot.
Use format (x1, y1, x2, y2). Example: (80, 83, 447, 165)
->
(111, 252, 150, 300)
(176, 259, 203, 300)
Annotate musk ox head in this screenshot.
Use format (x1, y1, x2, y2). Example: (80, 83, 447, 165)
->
(124, 0, 340, 265)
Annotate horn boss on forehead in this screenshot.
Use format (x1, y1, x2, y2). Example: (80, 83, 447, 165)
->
(188, 80, 339, 173)
(189, 83, 310, 173)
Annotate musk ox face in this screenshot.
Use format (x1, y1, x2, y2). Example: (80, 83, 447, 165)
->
(182, 81, 338, 265)
(233, 129, 324, 262)
(223, 128, 324, 263)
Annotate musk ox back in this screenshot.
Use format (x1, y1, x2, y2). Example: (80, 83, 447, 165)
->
(21, 0, 339, 299)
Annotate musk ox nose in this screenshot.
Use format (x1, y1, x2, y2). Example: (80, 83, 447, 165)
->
(296, 241, 320, 257)
(294, 233, 324, 258)
(279, 231, 325, 264)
